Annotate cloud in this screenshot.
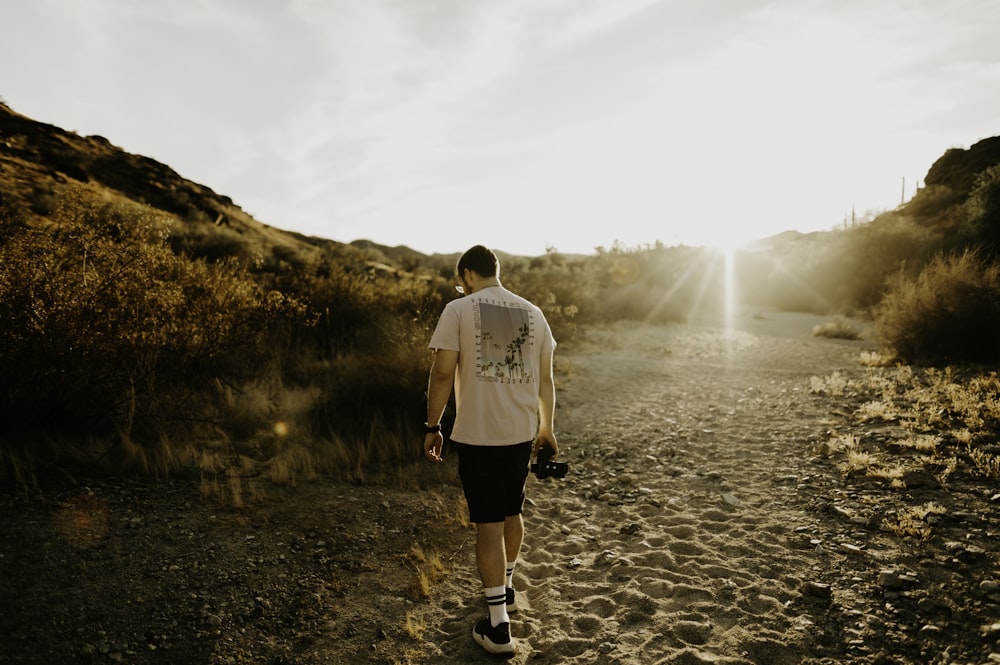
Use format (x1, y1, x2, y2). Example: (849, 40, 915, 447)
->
(4, 0, 999, 254)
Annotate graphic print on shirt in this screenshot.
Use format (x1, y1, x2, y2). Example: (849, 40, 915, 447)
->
(474, 302, 536, 383)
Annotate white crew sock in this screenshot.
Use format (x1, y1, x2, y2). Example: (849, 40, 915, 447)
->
(485, 585, 509, 627)
(505, 561, 516, 589)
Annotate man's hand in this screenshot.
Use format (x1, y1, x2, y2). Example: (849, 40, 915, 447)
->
(424, 432, 444, 463)
(533, 429, 558, 459)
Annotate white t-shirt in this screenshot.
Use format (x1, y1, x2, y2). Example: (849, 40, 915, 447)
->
(428, 285, 556, 446)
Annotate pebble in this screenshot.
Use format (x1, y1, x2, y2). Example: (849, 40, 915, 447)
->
(878, 570, 918, 590)
(799, 581, 833, 601)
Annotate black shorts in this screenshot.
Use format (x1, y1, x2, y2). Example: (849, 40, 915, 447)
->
(453, 441, 532, 524)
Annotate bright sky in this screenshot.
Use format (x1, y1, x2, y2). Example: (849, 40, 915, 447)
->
(3, 0, 999, 256)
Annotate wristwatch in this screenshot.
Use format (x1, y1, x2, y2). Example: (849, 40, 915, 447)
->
(424, 422, 441, 434)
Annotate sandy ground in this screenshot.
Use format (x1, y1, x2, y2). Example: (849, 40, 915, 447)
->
(2, 308, 998, 664)
(408, 308, 999, 665)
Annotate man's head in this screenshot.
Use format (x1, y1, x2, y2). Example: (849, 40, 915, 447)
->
(455, 245, 501, 296)
(456, 245, 499, 280)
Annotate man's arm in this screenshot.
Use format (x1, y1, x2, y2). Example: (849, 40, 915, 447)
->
(535, 351, 558, 457)
(424, 348, 458, 462)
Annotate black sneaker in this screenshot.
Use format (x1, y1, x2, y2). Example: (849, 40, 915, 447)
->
(506, 587, 519, 613)
(472, 617, 516, 655)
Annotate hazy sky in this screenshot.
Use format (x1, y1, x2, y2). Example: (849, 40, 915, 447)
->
(3, 0, 998, 256)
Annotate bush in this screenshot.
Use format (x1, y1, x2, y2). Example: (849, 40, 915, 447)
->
(812, 316, 862, 340)
(875, 250, 1000, 363)
(964, 164, 1000, 254)
(0, 192, 308, 468)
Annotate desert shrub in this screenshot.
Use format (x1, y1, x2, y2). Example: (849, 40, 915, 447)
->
(744, 217, 936, 314)
(168, 223, 251, 262)
(265, 252, 445, 470)
(875, 250, 1000, 363)
(904, 184, 966, 229)
(0, 192, 308, 469)
(309, 315, 432, 462)
(583, 243, 721, 323)
(812, 316, 862, 340)
(964, 163, 1000, 255)
(822, 216, 936, 310)
(502, 249, 593, 344)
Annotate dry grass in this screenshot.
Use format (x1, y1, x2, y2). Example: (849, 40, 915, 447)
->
(882, 502, 947, 540)
(199, 455, 266, 507)
(856, 400, 896, 422)
(812, 316, 862, 340)
(810, 371, 850, 396)
(969, 449, 1000, 478)
(843, 446, 880, 475)
(408, 545, 448, 598)
(404, 611, 427, 640)
(858, 350, 894, 367)
(892, 434, 940, 454)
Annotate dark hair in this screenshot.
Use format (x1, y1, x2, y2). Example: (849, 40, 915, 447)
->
(456, 245, 499, 278)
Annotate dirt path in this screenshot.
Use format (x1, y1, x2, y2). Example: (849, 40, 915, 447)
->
(2, 311, 997, 664)
(411, 311, 999, 664)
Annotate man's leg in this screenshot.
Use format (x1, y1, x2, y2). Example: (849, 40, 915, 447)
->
(503, 514, 523, 563)
(476, 521, 507, 588)
(475, 521, 510, 629)
(503, 514, 524, 611)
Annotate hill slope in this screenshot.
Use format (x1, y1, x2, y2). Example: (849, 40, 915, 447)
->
(0, 102, 433, 268)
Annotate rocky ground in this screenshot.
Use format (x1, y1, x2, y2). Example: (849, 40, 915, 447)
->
(2, 312, 999, 664)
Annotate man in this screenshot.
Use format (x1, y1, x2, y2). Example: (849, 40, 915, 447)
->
(424, 245, 558, 655)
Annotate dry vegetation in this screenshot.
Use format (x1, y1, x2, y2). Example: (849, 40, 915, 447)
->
(811, 359, 1000, 541)
(2, 100, 1000, 495)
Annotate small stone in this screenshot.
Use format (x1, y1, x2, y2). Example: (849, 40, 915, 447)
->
(878, 570, 908, 590)
(721, 493, 741, 507)
(597, 550, 619, 565)
(800, 581, 833, 600)
(980, 580, 1000, 593)
(982, 623, 1000, 637)
(832, 506, 854, 520)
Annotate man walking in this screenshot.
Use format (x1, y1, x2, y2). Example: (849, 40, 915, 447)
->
(423, 245, 558, 655)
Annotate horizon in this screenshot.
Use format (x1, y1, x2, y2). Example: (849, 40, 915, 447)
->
(3, 1, 999, 256)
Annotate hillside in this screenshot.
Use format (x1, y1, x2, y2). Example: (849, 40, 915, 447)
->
(0, 101, 432, 269)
